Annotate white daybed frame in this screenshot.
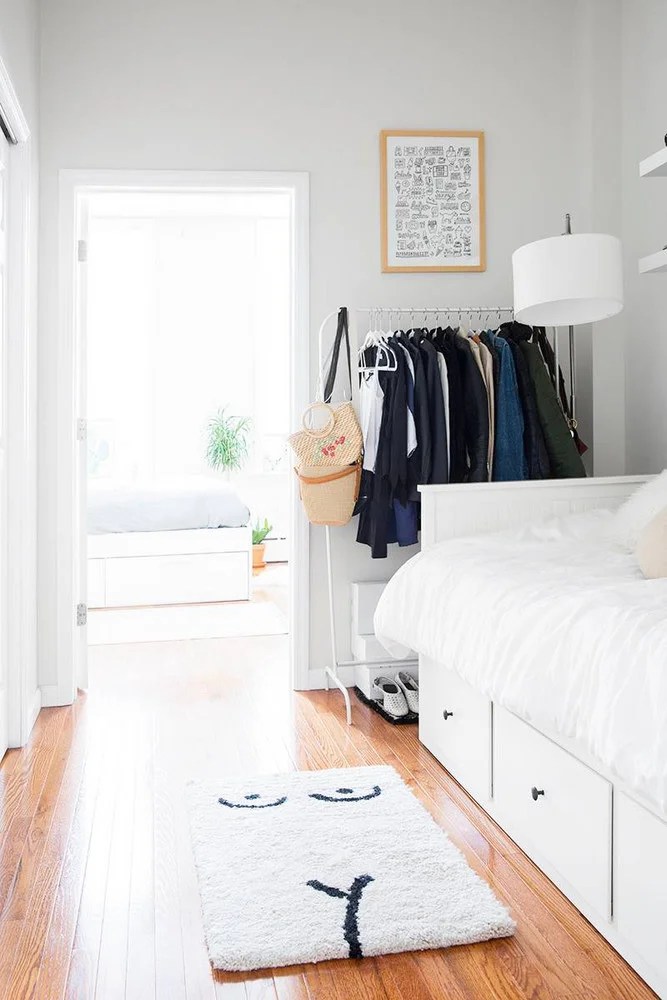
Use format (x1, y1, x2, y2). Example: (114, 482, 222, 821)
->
(88, 525, 252, 608)
(418, 475, 667, 999)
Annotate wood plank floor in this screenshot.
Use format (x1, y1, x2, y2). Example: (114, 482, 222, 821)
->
(0, 634, 657, 999)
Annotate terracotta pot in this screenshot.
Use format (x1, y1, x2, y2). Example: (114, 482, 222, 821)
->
(252, 543, 266, 571)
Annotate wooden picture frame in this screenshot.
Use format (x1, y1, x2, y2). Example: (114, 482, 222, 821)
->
(380, 129, 486, 272)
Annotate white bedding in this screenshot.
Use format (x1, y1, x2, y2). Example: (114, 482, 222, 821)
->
(88, 477, 250, 534)
(374, 509, 667, 812)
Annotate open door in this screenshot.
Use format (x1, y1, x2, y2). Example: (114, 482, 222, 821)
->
(74, 198, 89, 691)
(0, 133, 9, 759)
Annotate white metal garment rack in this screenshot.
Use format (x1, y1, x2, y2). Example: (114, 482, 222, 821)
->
(317, 305, 514, 725)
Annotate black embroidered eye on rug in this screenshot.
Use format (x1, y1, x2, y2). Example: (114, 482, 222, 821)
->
(187, 765, 514, 971)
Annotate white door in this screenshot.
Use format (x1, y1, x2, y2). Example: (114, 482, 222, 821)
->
(74, 199, 89, 690)
(0, 133, 9, 759)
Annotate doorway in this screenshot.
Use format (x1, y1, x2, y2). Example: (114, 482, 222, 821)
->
(57, 172, 310, 701)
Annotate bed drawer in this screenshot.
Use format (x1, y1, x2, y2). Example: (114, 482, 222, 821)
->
(616, 792, 667, 982)
(494, 707, 612, 919)
(88, 558, 106, 608)
(419, 657, 491, 803)
(104, 552, 250, 606)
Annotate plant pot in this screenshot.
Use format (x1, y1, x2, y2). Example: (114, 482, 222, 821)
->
(252, 543, 266, 571)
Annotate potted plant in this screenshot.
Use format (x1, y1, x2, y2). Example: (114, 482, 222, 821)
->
(206, 408, 251, 476)
(252, 517, 272, 572)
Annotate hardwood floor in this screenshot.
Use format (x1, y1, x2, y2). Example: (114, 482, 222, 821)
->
(0, 635, 657, 999)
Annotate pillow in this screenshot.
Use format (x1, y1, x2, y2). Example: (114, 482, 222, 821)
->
(613, 470, 667, 550)
(637, 507, 667, 579)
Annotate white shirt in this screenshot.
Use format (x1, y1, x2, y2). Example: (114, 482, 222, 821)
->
(359, 369, 384, 472)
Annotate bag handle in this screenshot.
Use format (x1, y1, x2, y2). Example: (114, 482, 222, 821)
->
(321, 307, 352, 404)
(301, 401, 336, 438)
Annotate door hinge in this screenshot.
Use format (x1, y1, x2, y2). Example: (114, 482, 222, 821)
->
(77, 239, 88, 263)
(76, 603, 88, 627)
(77, 418, 87, 442)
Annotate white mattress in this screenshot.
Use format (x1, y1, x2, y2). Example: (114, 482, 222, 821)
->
(88, 477, 250, 534)
(374, 509, 667, 813)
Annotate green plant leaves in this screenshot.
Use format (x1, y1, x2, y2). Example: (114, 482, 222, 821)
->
(252, 517, 272, 545)
(206, 407, 252, 472)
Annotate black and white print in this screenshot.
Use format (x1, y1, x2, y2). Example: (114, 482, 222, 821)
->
(383, 131, 484, 271)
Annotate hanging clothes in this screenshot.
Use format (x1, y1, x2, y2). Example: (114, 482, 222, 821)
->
(453, 332, 489, 483)
(353, 314, 586, 558)
(481, 329, 527, 482)
(520, 339, 587, 478)
(359, 369, 384, 474)
(498, 322, 551, 479)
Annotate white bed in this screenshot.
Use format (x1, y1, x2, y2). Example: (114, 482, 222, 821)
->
(88, 478, 252, 608)
(376, 505, 667, 813)
(374, 476, 667, 998)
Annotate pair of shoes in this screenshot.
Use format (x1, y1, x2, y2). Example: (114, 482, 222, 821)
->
(373, 672, 419, 719)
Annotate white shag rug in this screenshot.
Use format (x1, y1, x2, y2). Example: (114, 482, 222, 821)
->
(188, 765, 514, 971)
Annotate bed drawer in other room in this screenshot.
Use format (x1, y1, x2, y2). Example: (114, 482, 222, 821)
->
(419, 656, 491, 804)
(616, 792, 667, 985)
(88, 558, 106, 608)
(104, 552, 249, 606)
(493, 706, 612, 920)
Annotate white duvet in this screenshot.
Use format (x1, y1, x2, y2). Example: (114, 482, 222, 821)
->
(88, 477, 250, 534)
(374, 510, 667, 813)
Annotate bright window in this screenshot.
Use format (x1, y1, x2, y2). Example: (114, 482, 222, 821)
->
(86, 191, 291, 482)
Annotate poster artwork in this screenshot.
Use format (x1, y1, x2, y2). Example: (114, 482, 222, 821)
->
(381, 131, 485, 272)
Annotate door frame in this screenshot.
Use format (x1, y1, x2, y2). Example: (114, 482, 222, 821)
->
(53, 169, 310, 702)
(0, 57, 38, 746)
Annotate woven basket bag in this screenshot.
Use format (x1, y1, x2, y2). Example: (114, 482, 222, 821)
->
(295, 462, 361, 527)
(288, 307, 363, 527)
(288, 400, 362, 468)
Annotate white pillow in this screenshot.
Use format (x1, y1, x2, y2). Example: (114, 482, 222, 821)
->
(636, 507, 667, 579)
(613, 470, 667, 551)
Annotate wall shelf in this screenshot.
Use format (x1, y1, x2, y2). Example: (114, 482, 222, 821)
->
(639, 147, 667, 177)
(639, 249, 667, 274)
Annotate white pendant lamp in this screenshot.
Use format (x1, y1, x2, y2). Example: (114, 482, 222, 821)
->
(512, 214, 623, 421)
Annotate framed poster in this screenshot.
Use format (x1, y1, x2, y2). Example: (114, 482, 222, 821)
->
(380, 129, 486, 272)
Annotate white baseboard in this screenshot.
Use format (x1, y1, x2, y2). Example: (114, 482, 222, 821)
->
(8, 686, 42, 748)
(304, 665, 355, 691)
(40, 682, 75, 708)
(26, 687, 42, 735)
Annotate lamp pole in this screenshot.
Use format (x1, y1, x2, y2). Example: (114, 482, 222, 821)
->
(563, 213, 576, 427)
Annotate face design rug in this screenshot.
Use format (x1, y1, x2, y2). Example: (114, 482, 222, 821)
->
(188, 765, 515, 971)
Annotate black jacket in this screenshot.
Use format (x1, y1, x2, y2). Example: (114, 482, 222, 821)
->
(451, 331, 489, 482)
(416, 333, 449, 485)
(434, 329, 467, 483)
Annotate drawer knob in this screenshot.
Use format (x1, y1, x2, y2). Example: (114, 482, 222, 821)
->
(442, 709, 454, 720)
(531, 786, 545, 801)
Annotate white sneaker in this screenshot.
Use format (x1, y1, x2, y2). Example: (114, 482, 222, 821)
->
(396, 672, 419, 714)
(373, 676, 409, 719)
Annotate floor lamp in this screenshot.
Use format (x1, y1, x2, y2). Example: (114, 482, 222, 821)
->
(512, 214, 623, 426)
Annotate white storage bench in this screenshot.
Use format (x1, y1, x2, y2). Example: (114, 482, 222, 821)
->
(417, 476, 667, 999)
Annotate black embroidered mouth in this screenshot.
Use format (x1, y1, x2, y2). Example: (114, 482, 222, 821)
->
(308, 785, 382, 803)
(218, 794, 288, 809)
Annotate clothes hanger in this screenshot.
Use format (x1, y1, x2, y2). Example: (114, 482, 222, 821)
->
(358, 308, 397, 374)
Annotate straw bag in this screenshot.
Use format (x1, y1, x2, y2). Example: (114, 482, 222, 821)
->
(289, 400, 362, 468)
(289, 307, 362, 526)
(288, 309, 362, 468)
(296, 462, 362, 527)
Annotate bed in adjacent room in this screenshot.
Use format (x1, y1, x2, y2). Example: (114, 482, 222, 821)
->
(87, 477, 252, 608)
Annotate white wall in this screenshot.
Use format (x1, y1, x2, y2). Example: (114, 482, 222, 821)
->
(0, 0, 40, 735)
(38, 0, 610, 687)
(576, 0, 625, 476)
(621, 0, 667, 474)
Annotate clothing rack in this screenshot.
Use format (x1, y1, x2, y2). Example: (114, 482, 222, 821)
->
(317, 305, 514, 725)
